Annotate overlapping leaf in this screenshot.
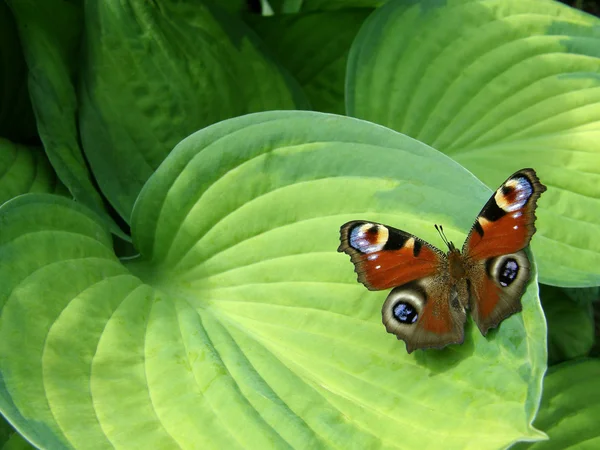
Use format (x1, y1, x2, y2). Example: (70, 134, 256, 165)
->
(514, 359, 600, 449)
(300, 0, 387, 12)
(0, 1, 36, 144)
(211, 0, 248, 14)
(347, 0, 600, 286)
(0, 416, 10, 446)
(79, 0, 308, 223)
(0, 415, 34, 450)
(0, 138, 65, 205)
(562, 285, 599, 304)
(248, 9, 371, 114)
(266, 0, 303, 14)
(5, 0, 124, 238)
(539, 284, 594, 365)
(0, 112, 546, 449)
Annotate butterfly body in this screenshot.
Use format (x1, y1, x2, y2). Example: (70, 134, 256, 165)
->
(339, 169, 546, 353)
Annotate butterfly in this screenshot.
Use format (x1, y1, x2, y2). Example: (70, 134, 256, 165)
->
(338, 168, 546, 353)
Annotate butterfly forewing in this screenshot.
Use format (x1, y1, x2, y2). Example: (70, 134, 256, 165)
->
(463, 168, 546, 259)
(338, 221, 443, 290)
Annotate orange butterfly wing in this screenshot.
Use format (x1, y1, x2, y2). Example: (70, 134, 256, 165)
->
(463, 168, 546, 334)
(338, 221, 443, 290)
(463, 168, 546, 259)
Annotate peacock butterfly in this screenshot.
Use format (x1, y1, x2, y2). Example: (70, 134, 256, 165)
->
(338, 168, 546, 353)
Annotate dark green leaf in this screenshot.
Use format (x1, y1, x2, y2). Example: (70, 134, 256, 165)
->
(563, 286, 600, 304)
(0, 1, 36, 143)
(0, 138, 66, 205)
(268, 0, 303, 14)
(514, 359, 600, 449)
(301, 0, 387, 12)
(0, 415, 35, 450)
(248, 9, 372, 114)
(540, 284, 594, 365)
(6, 0, 128, 239)
(79, 0, 308, 222)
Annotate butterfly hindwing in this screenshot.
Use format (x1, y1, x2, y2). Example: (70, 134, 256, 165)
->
(381, 277, 468, 353)
(467, 251, 531, 335)
(338, 221, 443, 290)
(463, 169, 546, 334)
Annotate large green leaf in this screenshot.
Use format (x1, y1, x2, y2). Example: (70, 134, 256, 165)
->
(5, 0, 126, 239)
(514, 359, 600, 449)
(539, 284, 594, 365)
(79, 0, 308, 223)
(0, 138, 65, 205)
(347, 0, 600, 287)
(0, 112, 546, 449)
(247, 9, 372, 114)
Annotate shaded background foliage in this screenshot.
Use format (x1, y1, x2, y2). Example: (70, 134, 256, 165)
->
(0, 0, 599, 449)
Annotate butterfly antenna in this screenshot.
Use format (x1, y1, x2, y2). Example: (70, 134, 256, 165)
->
(435, 224, 447, 245)
(435, 224, 454, 251)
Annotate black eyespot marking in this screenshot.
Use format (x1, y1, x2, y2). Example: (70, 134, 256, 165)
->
(393, 302, 418, 324)
(474, 220, 484, 237)
(413, 239, 422, 257)
(485, 258, 494, 278)
(482, 199, 507, 221)
(383, 231, 408, 250)
(501, 184, 515, 196)
(366, 225, 378, 235)
(498, 258, 519, 287)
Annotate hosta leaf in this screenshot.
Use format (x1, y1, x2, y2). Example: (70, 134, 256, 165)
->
(539, 284, 594, 365)
(0, 112, 545, 449)
(5, 0, 127, 239)
(563, 285, 599, 304)
(209, 0, 248, 14)
(0, 138, 65, 205)
(514, 359, 600, 450)
(347, 0, 600, 287)
(0, 415, 10, 446)
(0, 416, 34, 450)
(248, 9, 372, 114)
(79, 0, 308, 223)
(300, 0, 388, 12)
(2, 434, 35, 450)
(267, 0, 303, 14)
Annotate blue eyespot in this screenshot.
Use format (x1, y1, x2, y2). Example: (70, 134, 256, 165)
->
(393, 302, 418, 324)
(499, 258, 519, 287)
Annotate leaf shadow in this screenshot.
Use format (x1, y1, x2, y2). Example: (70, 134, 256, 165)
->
(412, 319, 476, 374)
